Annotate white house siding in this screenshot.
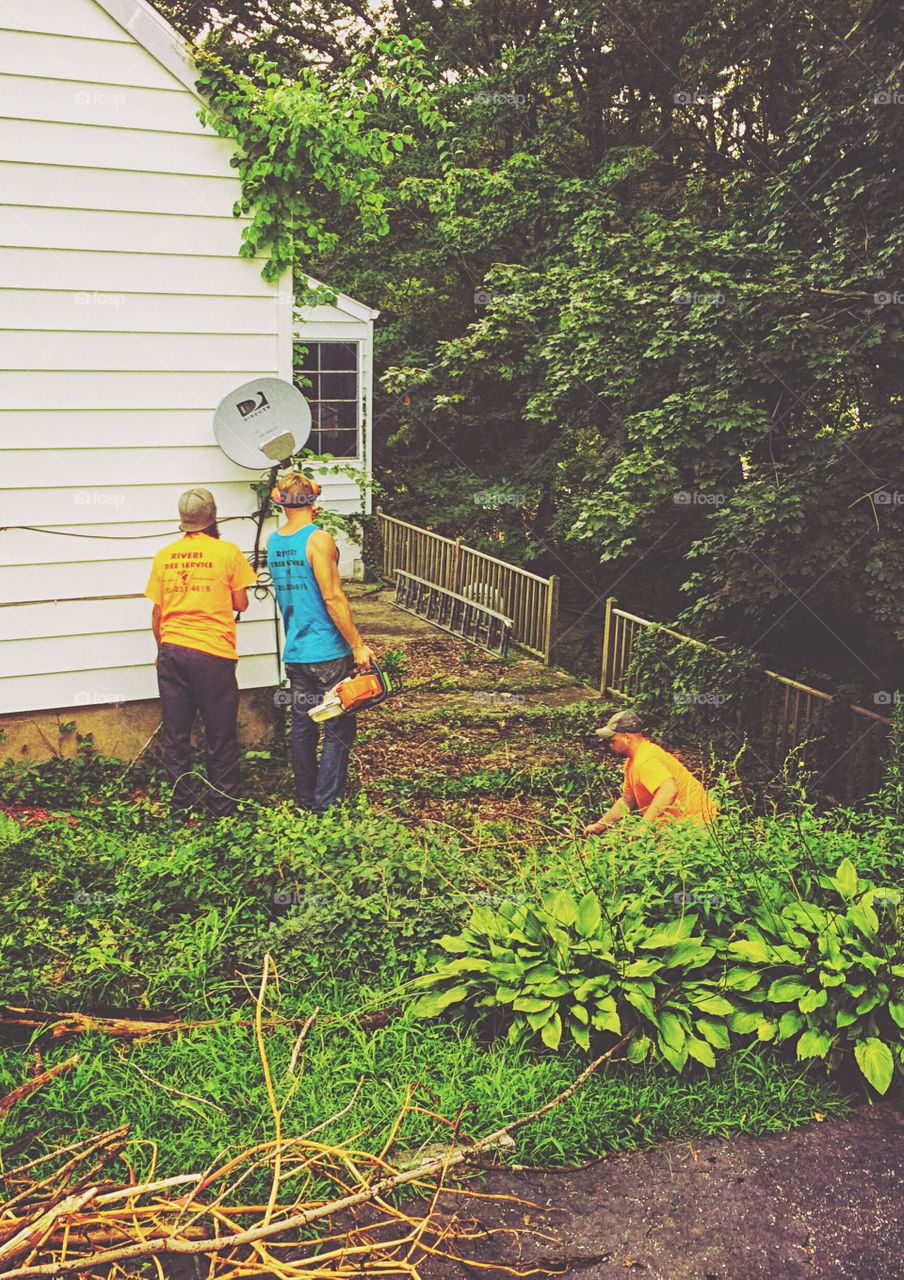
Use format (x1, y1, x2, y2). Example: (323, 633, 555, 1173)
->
(0, 0, 371, 718)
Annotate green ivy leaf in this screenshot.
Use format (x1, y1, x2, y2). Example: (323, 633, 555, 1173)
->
(413, 984, 469, 1017)
(574, 892, 602, 938)
(853, 1037, 894, 1094)
(796, 1028, 832, 1060)
(541, 1012, 563, 1050)
(696, 1017, 730, 1049)
(686, 1035, 716, 1067)
(833, 858, 858, 899)
(766, 977, 810, 1003)
(627, 1034, 651, 1063)
(640, 915, 699, 948)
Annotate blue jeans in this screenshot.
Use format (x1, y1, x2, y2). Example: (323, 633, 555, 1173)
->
(285, 655, 357, 813)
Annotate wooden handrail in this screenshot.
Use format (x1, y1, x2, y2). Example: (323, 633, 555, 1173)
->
(375, 511, 558, 663)
(606, 601, 893, 728)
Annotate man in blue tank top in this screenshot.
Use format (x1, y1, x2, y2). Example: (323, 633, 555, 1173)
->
(267, 472, 375, 813)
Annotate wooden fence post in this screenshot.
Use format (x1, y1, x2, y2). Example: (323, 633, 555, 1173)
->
(449, 537, 463, 595)
(543, 575, 560, 667)
(375, 506, 387, 581)
(600, 596, 616, 694)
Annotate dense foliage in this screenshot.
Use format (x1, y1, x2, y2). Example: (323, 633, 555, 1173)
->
(415, 857, 904, 1093)
(162, 0, 904, 692)
(1, 726, 901, 1196)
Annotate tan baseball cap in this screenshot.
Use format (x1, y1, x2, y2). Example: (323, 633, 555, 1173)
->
(595, 709, 644, 738)
(178, 487, 217, 532)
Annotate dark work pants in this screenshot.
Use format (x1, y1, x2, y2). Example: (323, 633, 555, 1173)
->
(156, 642, 241, 818)
(285, 655, 357, 814)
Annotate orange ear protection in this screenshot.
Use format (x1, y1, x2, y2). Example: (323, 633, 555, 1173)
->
(271, 477, 322, 507)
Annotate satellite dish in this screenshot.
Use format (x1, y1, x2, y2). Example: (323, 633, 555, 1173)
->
(214, 376, 312, 470)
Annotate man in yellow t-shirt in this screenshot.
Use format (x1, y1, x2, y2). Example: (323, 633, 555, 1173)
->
(582, 709, 717, 834)
(145, 488, 257, 820)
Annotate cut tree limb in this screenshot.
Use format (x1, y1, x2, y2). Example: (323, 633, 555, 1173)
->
(0, 1056, 80, 1115)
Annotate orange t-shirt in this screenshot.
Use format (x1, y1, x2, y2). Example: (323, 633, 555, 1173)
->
(145, 533, 257, 661)
(623, 741, 717, 824)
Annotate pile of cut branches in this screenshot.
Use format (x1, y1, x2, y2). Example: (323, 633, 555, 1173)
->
(0, 957, 631, 1278)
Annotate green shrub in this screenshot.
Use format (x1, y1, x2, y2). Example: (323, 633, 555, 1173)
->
(414, 888, 735, 1070)
(414, 859, 904, 1094)
(726, 857, 904, 1094)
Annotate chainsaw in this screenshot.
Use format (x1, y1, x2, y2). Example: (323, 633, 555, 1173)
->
(308, 661, 398, 723)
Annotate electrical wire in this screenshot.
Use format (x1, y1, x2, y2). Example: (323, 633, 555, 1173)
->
(0, 516, 258, 541)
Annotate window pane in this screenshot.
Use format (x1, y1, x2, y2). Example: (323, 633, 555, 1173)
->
(294, 344, 318, 371)
(319, 371, 357, 400)
(293, 373, 318, 399)
(320, 429, 358, 457)
(318, 342, 357, 370)
(315, 402, 339, 430)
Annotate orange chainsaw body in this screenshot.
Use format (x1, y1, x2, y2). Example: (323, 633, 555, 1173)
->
(336, 670, 385, 711)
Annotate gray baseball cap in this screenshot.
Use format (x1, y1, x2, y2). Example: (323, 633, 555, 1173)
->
(595, 709, 644, 738)
(178, 487, 217, 532)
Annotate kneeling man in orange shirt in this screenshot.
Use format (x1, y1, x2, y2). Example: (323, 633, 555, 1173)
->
(583, 709, 717, 835)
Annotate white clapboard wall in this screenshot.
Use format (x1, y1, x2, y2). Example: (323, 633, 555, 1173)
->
(0, 0, 376, 717)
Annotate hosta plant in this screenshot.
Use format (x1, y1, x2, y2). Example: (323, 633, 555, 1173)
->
(726, 859, 904, 1094)
(413, 888, 739, 1072)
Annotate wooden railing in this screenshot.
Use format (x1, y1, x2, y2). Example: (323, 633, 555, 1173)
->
(375, 510, 559, 663)
(600, 596, 894, 797)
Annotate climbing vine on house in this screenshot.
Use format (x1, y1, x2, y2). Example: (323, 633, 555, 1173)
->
(195, 41, 449, 281)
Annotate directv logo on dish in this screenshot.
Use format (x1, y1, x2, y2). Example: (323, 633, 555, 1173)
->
(236, 391, 270, 419)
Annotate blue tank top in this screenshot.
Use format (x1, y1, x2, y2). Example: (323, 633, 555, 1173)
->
(267, 525, 352, 663)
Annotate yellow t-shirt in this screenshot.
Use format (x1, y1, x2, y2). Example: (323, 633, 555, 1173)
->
(623, 740, 717, 824)
(145, 534, 257, 661)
